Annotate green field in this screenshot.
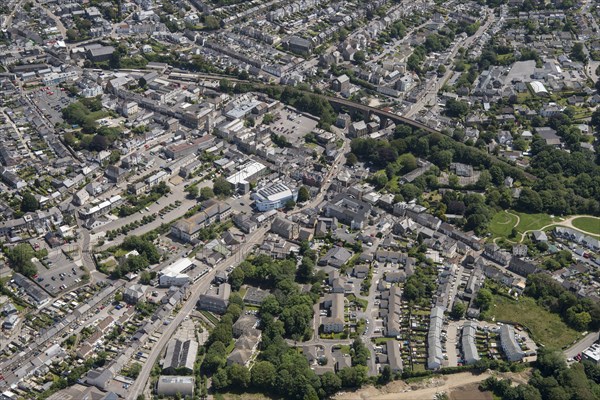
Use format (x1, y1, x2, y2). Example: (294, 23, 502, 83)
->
(571, 217, 600, 235)
(489, 211, 562, 239)
(489, 211, 519, 238)
(487, 295, 579, 350)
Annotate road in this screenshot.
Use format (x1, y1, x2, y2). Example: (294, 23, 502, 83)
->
(36, 0, 67, 37)
(404, 10, 496, 118)
(128, 225, 268, 398)
(564, 330, 599, 360)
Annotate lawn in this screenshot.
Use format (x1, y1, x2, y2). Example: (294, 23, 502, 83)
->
(489, 211, 519, 238)
(571, 216, 600, 235)
(514, 212, 560, 233)
(486, 295, 579, 350)
(489, 211, 562, 239)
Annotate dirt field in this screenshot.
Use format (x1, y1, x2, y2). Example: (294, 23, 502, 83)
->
(333, 370, 531, 400)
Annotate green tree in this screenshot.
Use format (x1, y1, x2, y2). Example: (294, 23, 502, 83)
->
(320, 371, 342, 396)
(570, 42, 587, 63)
(284, 199, 296, 211)
(186, 185, 199, 199)
(475, 288, 493, 311)
(5, 244, 37, 277)
(251, 361, 276, 390)
(213, 177, 232, 197)
(227, 364, 250, 388)
(297, 186, 310, 202)
(21, 192, 39, 212)
(229, 267, 245, 291)
(199, 186, 214, 201)
(346, 153, 358, 166)
(450, 301, 466, 319)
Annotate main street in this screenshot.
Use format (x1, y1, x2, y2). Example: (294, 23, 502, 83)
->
(127, 226, 269, 398)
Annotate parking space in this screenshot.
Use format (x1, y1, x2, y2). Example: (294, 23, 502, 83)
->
(268, 107, 318, 145)
(35, 251, 83, 296)
(26, 85, 75, 126)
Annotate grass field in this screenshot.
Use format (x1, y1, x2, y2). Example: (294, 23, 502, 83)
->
(571, 216, 600, 235)
(489, 211, 562, 239)
(487, 295, 579, 350)
(489, 211, 519, 238)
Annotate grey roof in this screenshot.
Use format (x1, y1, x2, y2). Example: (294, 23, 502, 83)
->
(461, 321, 480, 365)
(162, 339, 198, 372)
(500, 324, 525, 362)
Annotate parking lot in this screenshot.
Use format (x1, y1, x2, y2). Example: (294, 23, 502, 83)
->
(26, 85, 76, 126)
(35, 250, 84, 296)
(269, 107, 318, 145)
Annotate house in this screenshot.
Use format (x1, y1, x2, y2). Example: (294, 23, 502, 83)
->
(270, 216, 300, 240)
(500, 324, 525, 362)
(156, 376, 194, 397)
(332, 75, 350, 94)
(322, 293, 345, 333)
(232, 314, 258, 338)
(197, 283, 231, 314)
(243, 286, 269, 307)
(384, 285, 402, 337)
(427, 306, 445, 370)
(385, 341, 403, 373)
(319, 246, 352, 268)
(104, 165, 127, 183)
(512, 244, 527, 257)
(483, 244, 511, 266)
(352, 264, 370, 279)
(531, 231, 548, 242)
(461, 321, 480, 365)
(508, 257, 537, 277)
(162, 339, 198, 374)
(123, 284, 147, 304)
(349, 121, 368, 138)
(3, 314, 19, 330)
(86, 367, 115, 391)
(227, 329, 261, 367)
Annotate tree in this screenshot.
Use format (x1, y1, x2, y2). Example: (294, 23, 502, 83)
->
(379, 365, 392, 384)
(211, 367, 230, 390)
(297, 186, 310, 202)
(227, 364, 250, 388)
(138, 77, 147, 88)
(297, 256, 315, 283)
(185, 185, 199, 199)
(251, 361, 276, 390)
(320, 371, 342, 396)
(213, 177, 233, 197)
(445, 99, 470, 119)
(351, 338, 370, 367)
(21, 192, 39, 212)
(139, 271, 151, 285)
(517, 188, 543, 213)
(450, 301, 466, 319)
(354, 51, 366, 63)
(199, 187, 214, 201)
(229, 267, 245, 291)
(475, 288, 493, 311)
(5, 244, 37, 277)
(346, 153, 358, 166)
(570, 42, 587, 63)
(284, 199, 296, 211)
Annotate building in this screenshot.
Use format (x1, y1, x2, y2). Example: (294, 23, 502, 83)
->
(508, 257, 537, 277)
(159, 258, 193, 287)
(385, 341, 403, 372)
(286, 36, 313, 55)
(243, 286, 269, 306)
(322, 293, 345, 333)
(500, 324, 525, 362)
(349, 121, 368, 138)
(162, 339, 198, 374)
(87, 45, 115, 62)
(123, 284, 148, 304)
(461, 321, 480, 365)
(252, 182, 297, 212)
(171, 200, 232, 242)
(197, 283, 231, 314)
(427, 306, 445, 370)
(270, 216, 300, 240)
(156, 376, 194, 397)
(13, 273, 49, 307)
(583, 343, 600, 365)
(232, 314, 258, 338)
(3, 314, 19, 330)
(164, 135, 215, 159)
(226, 161, 267, 194)
(332, 75, 350, 95)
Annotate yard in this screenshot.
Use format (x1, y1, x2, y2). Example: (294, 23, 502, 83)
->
(489, 211, 519, 238)
(486, 295, 579, 350)
(570, 216, 600, 236)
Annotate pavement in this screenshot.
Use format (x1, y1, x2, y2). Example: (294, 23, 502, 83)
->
(564, 330, 599, 360)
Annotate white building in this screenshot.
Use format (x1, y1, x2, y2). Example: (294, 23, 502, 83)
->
(252, 182, 297, 212)
(159, 258, 193, 287)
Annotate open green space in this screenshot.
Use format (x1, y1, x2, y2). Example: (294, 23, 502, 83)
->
(489, 211, 519, 238)
(486, 295, 579, 349)
(571, 216, 600, 235)
(514, 211, 560, 232)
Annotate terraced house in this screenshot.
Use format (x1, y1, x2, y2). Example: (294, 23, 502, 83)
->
(171, 199, 232, 243)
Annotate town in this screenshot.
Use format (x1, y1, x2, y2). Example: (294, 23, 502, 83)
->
(0, 0, 599, 399)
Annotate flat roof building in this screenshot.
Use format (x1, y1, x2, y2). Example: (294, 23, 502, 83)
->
(156, 376, 194, 397)
(252, 182, 297, 212)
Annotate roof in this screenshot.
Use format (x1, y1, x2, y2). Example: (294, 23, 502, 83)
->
(162, 339, 198, 372)
(254, 182, 295, 203)
(529, 80, 548, 94)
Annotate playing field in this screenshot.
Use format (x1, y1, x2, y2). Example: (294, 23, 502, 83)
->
(571, 216, 600, 235)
